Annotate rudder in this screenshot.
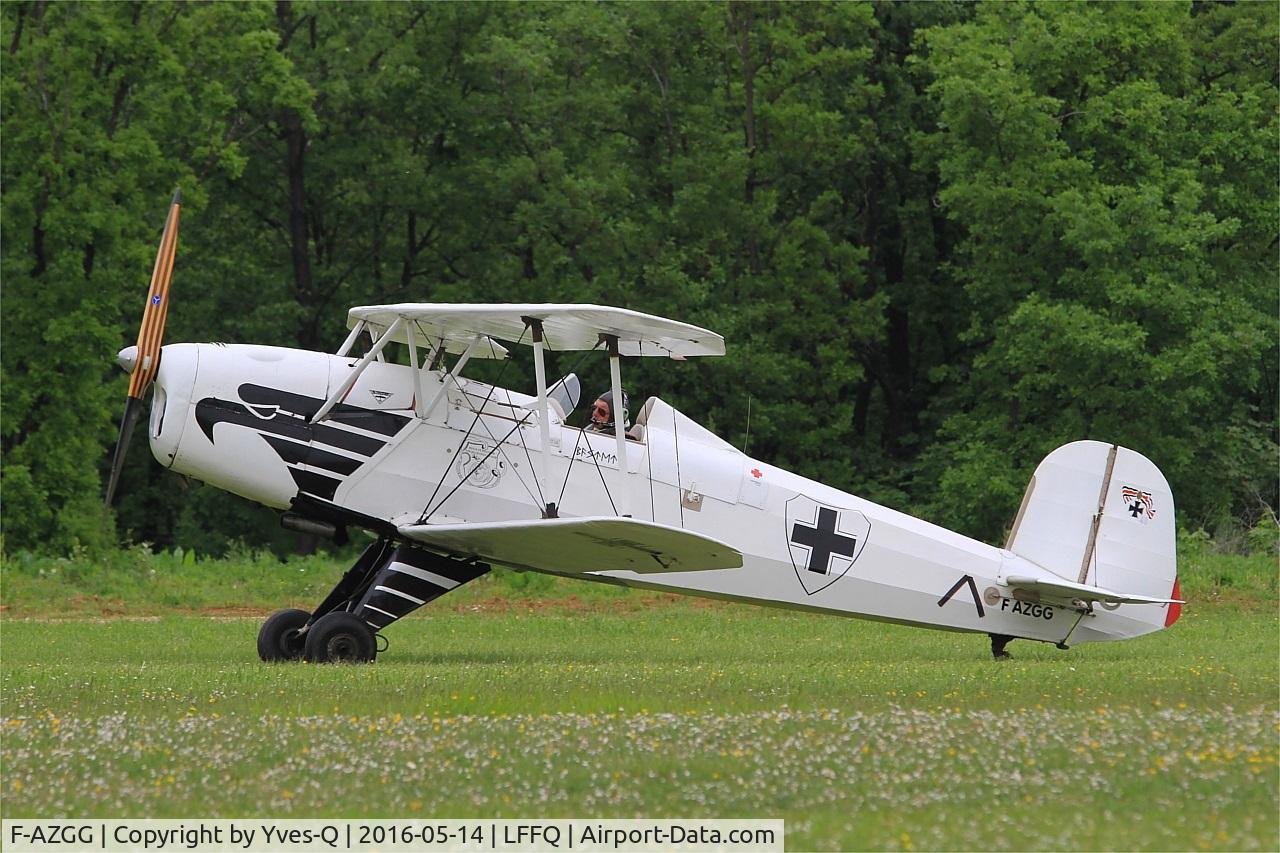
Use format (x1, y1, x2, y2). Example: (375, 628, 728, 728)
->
(1006, 441, 1180, 628)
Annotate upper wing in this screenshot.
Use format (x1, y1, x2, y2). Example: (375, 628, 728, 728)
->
(348, 303, 725, 359)
(349, 317, 509, 360)
(1005, 574, 1185, 607)
(398, 516, 742, 575)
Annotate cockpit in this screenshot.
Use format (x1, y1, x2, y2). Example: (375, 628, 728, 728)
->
(310, 303, 727, 521)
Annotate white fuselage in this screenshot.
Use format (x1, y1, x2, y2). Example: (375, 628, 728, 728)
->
(150, 343, 1162, 646)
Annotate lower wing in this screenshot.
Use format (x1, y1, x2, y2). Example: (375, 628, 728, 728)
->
(398, 516, 743, 575)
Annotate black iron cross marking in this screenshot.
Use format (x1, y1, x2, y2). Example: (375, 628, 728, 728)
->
(1127, 501, 1145, 518)
(791, 507, 859, 574)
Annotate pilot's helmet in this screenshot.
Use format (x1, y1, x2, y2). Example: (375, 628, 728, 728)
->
(593, 389, 629, 431)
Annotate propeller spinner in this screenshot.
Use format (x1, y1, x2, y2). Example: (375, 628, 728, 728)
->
(105, 189, 182, 505)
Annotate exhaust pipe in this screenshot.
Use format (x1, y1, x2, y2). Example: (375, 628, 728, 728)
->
(281, 512, 348, 544)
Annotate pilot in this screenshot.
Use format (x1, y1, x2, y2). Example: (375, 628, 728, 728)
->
(587, 389, 629, 434)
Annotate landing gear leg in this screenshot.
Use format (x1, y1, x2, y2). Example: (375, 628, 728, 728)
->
(989, 633, 1014, 660)
(257, 537, 489, 664)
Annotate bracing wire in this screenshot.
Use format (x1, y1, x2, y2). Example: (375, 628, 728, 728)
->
(422, 411, 535, 521)
(546, 340, 611, 508)
(469, 406, 545, 509)
(417, 327, 527, 523)
(497, 382, 546, 509)
(557, 427, 588, 508)
(586, 435, 619, 516)
(431, 365, 542, 509)
(419, 331, 618, 524)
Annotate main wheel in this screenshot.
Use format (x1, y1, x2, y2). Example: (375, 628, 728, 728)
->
(304, 611, 377, 663)
(258, 608, 310, 662)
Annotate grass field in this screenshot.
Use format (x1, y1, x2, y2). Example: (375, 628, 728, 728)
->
(1, 543, 1277, 850)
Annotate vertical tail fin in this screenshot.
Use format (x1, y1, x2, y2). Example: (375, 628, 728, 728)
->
(1006, 441, 1180, 629)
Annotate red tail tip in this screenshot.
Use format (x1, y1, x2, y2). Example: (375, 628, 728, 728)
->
(1164, 578, 1182, 627)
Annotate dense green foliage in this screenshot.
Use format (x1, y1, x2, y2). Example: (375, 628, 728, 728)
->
(2, 1, 1275, 554)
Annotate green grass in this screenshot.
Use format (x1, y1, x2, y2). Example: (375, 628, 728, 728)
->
(1, 539, 1276, 849)
(2, 600, 1276, 850)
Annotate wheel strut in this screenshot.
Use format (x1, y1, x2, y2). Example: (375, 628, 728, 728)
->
(256, 537, 489, 664)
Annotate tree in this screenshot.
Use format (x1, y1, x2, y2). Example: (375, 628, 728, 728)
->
(1, 2, 311, 551)
(2, 1, 1272, 554)
(915, 1, 1277, 539)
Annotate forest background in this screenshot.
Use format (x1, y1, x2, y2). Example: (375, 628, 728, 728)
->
(2, 1, 1276, 559)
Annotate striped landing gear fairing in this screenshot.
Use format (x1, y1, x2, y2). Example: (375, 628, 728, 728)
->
(257, 539, 489, 663)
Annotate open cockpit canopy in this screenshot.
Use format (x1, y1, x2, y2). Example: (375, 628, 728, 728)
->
(347, 303, 725, 359)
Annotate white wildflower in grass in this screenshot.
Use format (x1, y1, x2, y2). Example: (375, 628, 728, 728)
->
(1, 606, 1276, 850)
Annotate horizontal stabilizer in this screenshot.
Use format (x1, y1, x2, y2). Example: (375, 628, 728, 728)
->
(1005, 575, 1184, 607)
(398, 516, 743, 575)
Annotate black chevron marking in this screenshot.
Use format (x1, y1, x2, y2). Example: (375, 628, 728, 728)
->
(261, 435, 362, 477)
(327, 408, 410, 437)
(194, 383, 413, 501)
(937, 574, 985, 618)
(239, 384, 410, 437)
(195, 399, 389, 456)
(196, 397, 309, 444)
(237, 384, 326, 418)
(288, 469, 342, 501)
(391, 549, 490, 585)
(312, 422, 388, 456)
(260, 434, 312, 466)
(354, 546, 490, 631)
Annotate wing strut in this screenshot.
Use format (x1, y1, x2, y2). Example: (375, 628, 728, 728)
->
(525, 317, 557, 518)
(406, 321, 425, 418)
(313, 317, 404, 423)
(419, 334, 482, 421)
(604, 334, 631, 517)
(335, 320, 369, 357)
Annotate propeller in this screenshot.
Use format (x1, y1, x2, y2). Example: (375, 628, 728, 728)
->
(105, 189, 182, 506)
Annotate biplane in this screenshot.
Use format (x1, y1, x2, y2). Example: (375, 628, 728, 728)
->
(107, 193, 1183, 662)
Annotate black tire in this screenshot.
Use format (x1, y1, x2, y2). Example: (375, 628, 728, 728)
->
(257, 608, 310, 662)
(304, 611, 377, 663)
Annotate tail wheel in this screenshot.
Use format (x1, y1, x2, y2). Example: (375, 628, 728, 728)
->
(304, 611, 377, 664)
(257, 608, 310, 662)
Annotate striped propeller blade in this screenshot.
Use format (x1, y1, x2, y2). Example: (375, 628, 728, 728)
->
(126, 189, 182, 399)
(107, 189, 181, 506)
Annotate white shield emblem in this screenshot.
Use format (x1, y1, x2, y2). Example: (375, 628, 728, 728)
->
(456, 439, 504, 489)
(784, 495, 871, 595)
